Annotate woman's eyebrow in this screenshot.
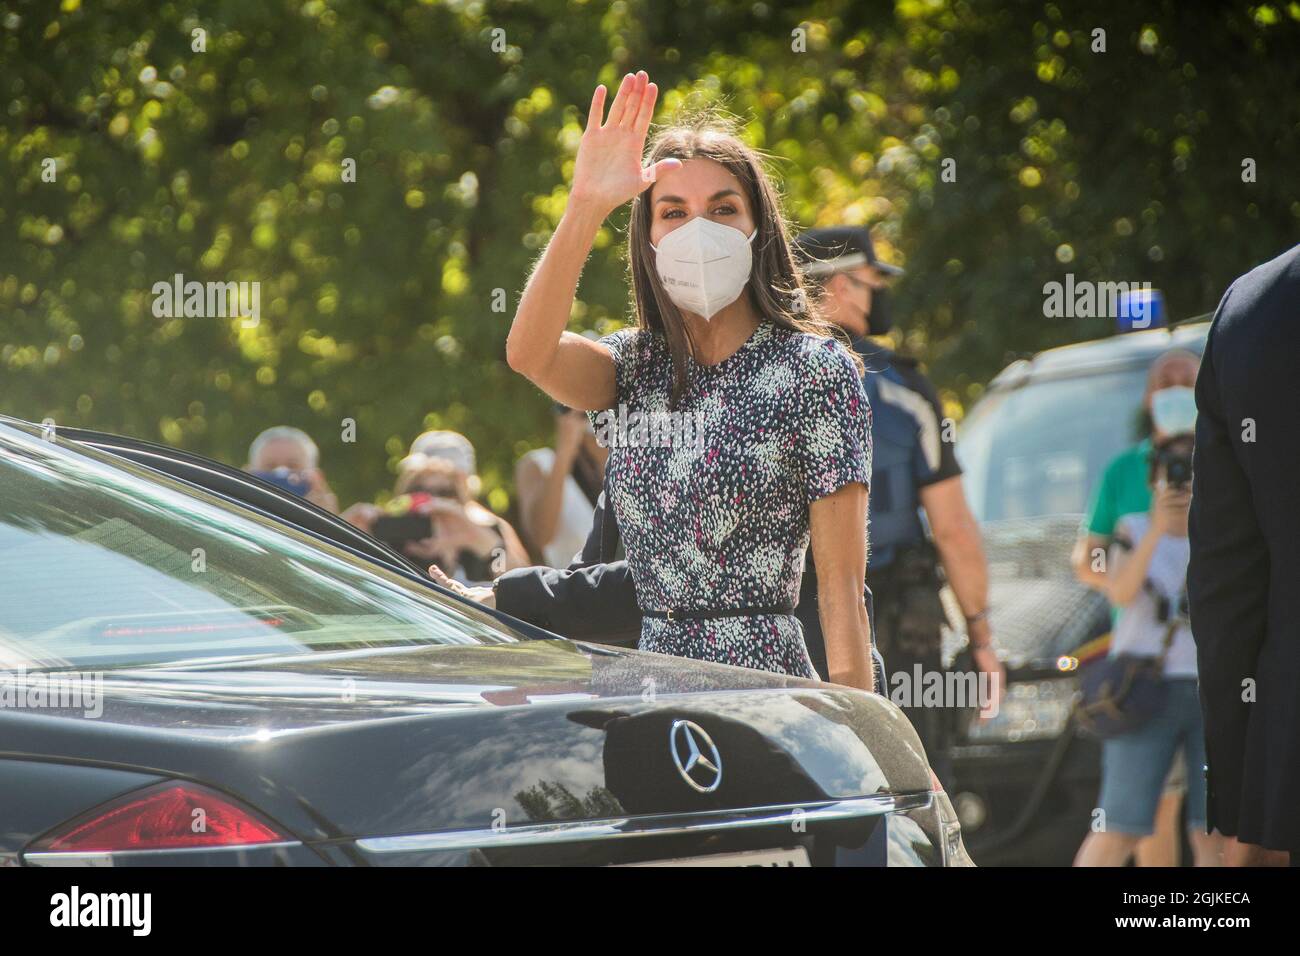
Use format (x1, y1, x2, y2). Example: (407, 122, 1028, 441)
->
(654, 188, 741, 205)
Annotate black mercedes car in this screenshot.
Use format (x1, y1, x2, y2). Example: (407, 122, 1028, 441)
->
(0, 417, 970, 867)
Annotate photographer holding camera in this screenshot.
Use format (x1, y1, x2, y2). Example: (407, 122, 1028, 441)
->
(245, 425, 339, 514)
(1074, 416, 1224, 867)
(344, 436, 529, 583)
(1070, 349, 1199, 865)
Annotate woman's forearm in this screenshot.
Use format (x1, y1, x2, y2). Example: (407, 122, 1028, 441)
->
(1071, 534, 1111, 591)
(1106, 527, 1161, 606)
(809, 485, 873, 691)
(819, 587, 875, 693)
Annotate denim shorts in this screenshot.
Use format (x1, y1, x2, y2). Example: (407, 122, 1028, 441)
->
(1097, 678, 1207, 836)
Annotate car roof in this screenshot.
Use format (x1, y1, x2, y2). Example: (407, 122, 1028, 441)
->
(989, 321, 1210, 389)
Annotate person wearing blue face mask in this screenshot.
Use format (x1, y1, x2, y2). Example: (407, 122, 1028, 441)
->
(1070, 348, 1199, 866)
(504, 72, 876, 691)
(1073, 350, 1201, 598)
(1074, 424, 1227, 867)
(245, 425, 338, 514)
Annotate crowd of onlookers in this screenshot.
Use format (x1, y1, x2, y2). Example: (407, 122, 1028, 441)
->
(241, 406, 608, 586)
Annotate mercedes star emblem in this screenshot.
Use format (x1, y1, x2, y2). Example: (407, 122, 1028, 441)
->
(669, 719, 723, 793)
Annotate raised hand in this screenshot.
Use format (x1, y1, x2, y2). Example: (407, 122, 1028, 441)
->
(569, 71, 681, 219)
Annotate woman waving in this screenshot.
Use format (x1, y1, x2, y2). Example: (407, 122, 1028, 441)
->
(507, 72, 875, 691)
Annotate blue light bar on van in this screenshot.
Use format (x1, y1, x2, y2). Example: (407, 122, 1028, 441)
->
(1116, 288, 1165, 332)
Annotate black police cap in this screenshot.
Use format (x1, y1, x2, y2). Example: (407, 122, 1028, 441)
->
(792, 226, 904, 278)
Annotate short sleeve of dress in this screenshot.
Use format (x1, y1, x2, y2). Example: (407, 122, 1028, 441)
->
(794, 336, 873, 503)
(588, 327, 641, 420)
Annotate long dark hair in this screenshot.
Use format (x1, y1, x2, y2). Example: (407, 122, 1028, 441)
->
(627, 117, 859, 408)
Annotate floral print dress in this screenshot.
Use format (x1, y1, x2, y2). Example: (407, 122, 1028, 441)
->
(590, 321, 872, 679)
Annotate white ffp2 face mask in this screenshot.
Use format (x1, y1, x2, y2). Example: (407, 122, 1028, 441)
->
(650, 217, 757, 320)
(1151, 385, 1197, 436)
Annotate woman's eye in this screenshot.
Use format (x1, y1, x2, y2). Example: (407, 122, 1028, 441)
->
(712, 204, 737, 215)
(662, 208, 684, 219)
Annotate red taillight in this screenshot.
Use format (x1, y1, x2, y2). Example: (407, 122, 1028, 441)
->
(34, 782, 287, 852)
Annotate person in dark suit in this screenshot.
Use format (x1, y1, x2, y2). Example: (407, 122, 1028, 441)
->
(428, 477, 888, 690)
(1188, 242, 1300, 865)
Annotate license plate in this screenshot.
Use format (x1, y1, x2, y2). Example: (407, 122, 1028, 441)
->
(620, 847, 811, 867)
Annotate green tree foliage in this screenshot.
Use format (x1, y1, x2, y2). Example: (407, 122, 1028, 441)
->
(3, 0, 1297, 508)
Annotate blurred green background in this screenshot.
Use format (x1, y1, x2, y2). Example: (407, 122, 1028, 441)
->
(2, 0, 1297, 514)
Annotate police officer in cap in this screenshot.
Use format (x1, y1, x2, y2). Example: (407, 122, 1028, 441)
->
(793, 226, 1004, 785)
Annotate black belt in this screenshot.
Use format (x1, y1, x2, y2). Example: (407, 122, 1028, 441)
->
(640, 605, 795, 622)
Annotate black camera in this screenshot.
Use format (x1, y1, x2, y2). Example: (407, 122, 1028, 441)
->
(372, 512, 434, 548)
(1154, 442, 1194, 490)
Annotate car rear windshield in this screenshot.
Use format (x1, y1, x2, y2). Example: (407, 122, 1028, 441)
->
(957, 367, 1150, 523)
(0, 426, 517, 670)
